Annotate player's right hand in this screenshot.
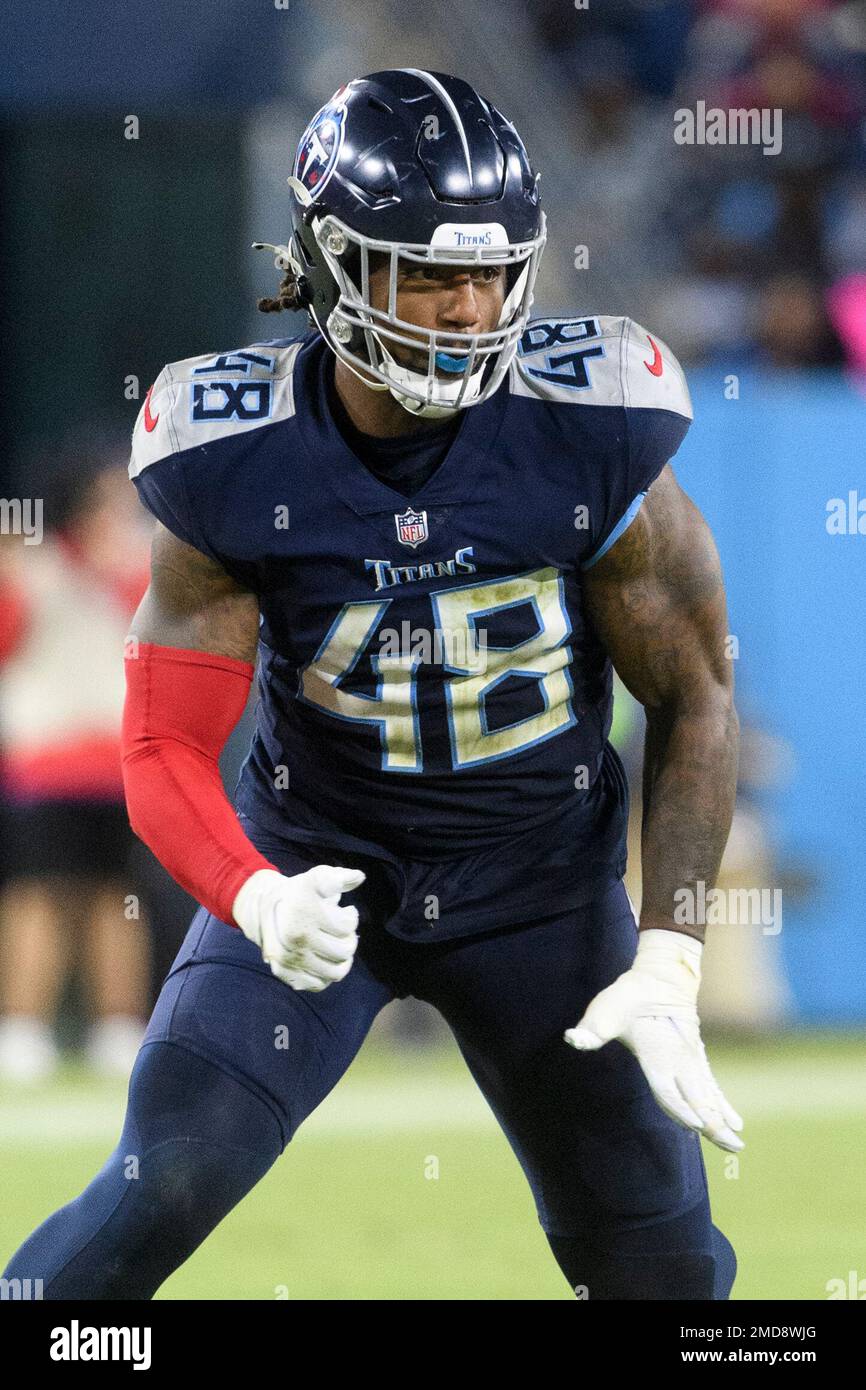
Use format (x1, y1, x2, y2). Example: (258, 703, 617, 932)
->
(232, 866, 365, 991)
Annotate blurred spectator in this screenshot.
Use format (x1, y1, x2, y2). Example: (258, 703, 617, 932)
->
(533, 0, 692, 100)
(0, 443, 152, 1082)
(756, 271, 846, 364)
(531, 0, 866, 366)
(826, 270, 866, 374)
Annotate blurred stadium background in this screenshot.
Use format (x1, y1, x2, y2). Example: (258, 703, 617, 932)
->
(1, 0, 865, 1299)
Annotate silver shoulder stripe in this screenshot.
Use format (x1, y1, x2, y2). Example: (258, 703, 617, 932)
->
(129, 339, 303, 479)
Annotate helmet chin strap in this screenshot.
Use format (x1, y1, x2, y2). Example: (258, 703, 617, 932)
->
(378, 345, 486, 419)
(336, 344, 467, 419)
(391, 393, 461, 420)
(336, 353, 391, 394)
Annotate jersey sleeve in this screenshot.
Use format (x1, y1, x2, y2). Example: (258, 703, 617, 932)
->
(128, 356, 270, 591)
(129, 341, 302, 585)
(129, 366, 211, 554)
(580, 319, 693, 570)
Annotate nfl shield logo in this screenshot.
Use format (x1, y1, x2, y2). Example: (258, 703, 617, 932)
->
(395, 507, 428, 548)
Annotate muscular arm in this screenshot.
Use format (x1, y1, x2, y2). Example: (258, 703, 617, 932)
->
(130, 522, 260, 659)
(582, 465, 739, 943)
(121, 524, 274, 923)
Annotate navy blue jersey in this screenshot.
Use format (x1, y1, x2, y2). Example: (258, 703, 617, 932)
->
(130, 315, 692, 934)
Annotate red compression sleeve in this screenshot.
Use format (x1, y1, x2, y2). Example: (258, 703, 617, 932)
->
(121, 642, 278, 925)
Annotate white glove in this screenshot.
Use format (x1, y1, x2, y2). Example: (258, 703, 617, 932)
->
(564, 929, 744, 1152)
(233, 866, 365, 992)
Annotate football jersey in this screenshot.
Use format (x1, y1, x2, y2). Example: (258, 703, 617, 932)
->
(323, 361, 461, 497)
(130, 315, 692, 936)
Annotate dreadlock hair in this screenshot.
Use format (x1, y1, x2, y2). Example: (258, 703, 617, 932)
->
(255, 247, 390, 320)
(256, 266, 309, 316)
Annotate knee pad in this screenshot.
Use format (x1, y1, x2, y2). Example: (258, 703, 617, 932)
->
(48, 1132, 278, 1299)
(547, 1203, 737, 1301)
(710, 1223, 737, 1300)
(549, 1237, 717, 1299)
(4, 1043, 283, 1299)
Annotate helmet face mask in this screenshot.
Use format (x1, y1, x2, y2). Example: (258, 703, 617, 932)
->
(304, 210, 547, 418)
(272, 69, 547, 420)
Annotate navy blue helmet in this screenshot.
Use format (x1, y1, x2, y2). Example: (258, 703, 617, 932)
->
(256, 69, 546, 418)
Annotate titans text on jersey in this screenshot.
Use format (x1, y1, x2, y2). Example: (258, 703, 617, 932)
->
(130, 314, 693, 939)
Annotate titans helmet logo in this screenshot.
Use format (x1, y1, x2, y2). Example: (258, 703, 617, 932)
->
(294, 88, 350, 199)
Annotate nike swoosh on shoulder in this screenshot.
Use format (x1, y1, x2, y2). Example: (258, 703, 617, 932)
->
(643, 336, 664, 377)
(144, 386, 160, 432)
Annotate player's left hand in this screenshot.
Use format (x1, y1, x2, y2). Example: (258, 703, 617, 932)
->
(564, 928, 744, 1152)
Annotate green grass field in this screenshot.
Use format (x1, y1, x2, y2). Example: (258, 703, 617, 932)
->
(2, 1030, 864, 1300)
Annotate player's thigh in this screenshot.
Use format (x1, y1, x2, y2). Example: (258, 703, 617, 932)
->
(141, 832, 400, 1147)
(415, 881, 639, 1058)
(141, 936, 392, 1148)
(417, 883, 708, 1234)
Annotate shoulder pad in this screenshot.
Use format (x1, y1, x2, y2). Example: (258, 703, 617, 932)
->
(509, 314, 692, 420)
(130, 338, 305, 479)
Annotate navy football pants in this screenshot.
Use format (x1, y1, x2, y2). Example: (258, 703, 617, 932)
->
(3, 821, 736, 1299)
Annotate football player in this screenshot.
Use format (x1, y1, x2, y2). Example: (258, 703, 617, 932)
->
(4, 69, 742, 1300)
